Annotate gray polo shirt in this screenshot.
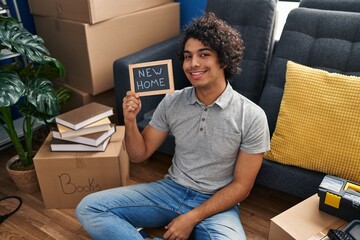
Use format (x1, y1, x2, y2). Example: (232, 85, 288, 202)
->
(150, 83, 270, 194)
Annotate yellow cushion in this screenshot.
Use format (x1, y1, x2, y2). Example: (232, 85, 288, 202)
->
(264, 61, 360, 183)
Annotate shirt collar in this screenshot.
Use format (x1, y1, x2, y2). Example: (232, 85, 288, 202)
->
(187, 82, 234, 109)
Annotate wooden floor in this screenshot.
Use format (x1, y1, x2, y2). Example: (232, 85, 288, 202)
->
(0, 129, 302, 239)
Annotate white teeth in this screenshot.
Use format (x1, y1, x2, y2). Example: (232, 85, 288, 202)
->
(191, 72, 204, 75)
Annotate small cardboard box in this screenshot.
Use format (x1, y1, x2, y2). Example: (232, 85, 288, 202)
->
(33, 3, 180, 95)
(28, 0, 172, 24)
(33, 126, 129, 209)
(268, 195, 347, 240)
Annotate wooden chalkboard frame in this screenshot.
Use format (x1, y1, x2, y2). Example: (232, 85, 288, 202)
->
(129, 59, 174, 96)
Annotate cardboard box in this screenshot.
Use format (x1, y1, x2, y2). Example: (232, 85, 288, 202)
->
(28, 0, 172, 24)
(33, 3, 180, 95)
(268, 195, 347, 240)
(33, 126, 129, 209)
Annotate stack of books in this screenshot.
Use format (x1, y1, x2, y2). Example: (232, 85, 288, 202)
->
(51, 102, 116, 152)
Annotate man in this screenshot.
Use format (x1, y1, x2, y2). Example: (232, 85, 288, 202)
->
(76, 12, 270, 240)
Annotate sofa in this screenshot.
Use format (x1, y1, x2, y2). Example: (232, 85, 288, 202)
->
(114, 0, 360, 199)
(255, 0, 360, 198)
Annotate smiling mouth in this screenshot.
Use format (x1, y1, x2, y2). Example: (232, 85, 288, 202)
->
(190, 71, 207, 78)
(191, 71, 205, 75)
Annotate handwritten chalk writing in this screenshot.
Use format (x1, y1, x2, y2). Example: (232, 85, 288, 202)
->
(133, 64, 169, 92)
(58, 173, 102, 194)
(129, 59, 174, 96)
(138, 67, 163, 78)
(136, 78, 165, 90)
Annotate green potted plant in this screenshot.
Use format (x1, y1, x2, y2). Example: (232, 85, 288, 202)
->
(0, 16, 70, 193)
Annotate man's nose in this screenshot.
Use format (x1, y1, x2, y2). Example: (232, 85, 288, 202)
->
(191, 56, 200, 67)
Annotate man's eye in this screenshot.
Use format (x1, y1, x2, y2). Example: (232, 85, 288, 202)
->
(200, 53, 209, 57)
(184, 55, 192, 59)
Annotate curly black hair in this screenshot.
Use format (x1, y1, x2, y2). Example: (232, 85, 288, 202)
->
(179, 12, 245, 80)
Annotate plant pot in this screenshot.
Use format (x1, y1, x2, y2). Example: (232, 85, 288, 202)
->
(6, 154, 40, 194)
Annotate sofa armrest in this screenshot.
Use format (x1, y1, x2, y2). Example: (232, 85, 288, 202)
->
(114, 36, 189, 125)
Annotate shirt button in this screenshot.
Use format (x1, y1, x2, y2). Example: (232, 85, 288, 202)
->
(204, 108, 208, 112)
(200, 128, 204, 131)
(202, 118, 205, 121)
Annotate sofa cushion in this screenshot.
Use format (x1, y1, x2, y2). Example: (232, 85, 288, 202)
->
(259, 8, 360, 137)
(300, 0, 360, 13)
(265, 61, 360, 183)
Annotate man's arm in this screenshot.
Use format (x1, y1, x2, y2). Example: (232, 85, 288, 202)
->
(122, 91, 168, 162)
(163, 150, 263, 240)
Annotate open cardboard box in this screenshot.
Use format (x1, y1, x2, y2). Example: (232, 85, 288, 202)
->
(33, 126, 129, 209)
(28, 0, 172, 24)
(268, 195, 347, 240)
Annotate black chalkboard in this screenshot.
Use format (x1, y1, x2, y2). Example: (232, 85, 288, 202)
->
(129, 59, 174, 96)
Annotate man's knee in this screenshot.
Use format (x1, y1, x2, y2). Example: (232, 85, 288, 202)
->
(76, 192, 100, 221)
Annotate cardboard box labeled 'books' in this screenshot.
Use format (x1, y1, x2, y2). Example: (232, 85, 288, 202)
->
(28, 0, 172, 24)
(33, 3, 180, 95)
(268, 195, 347, 240)
(33, 126, 129, 209)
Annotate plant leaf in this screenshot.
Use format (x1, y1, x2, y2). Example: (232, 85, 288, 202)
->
(26, 78, 59, 116)
(35, 60, 66, 80)
(0, 72, 25, 107)
(0, 61, 22, 72)
(0, 18, 51, 63)
(55, 86, 72, 105)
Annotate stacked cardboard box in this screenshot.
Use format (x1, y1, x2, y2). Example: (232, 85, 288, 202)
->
(28, 0, 180, 111)
(27, 0, 174, 24)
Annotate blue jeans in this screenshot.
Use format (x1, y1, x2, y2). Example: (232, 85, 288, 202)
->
(76, 178, 246, 239)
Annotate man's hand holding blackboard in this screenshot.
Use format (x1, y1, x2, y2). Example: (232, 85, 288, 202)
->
(122, 91, 142, 124)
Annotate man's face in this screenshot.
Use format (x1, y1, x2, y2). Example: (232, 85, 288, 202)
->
(182, 38, 225, 89)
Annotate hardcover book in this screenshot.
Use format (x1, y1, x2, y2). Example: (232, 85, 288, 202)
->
(50, 136, 111, 152)
(55, 102, 113, 130)
(52, 124, 116, 146)
(56, 118, 111, 138)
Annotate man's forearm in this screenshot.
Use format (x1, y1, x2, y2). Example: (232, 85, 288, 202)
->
(124, 120, 148, 162)
(188, 182, 250, 225)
